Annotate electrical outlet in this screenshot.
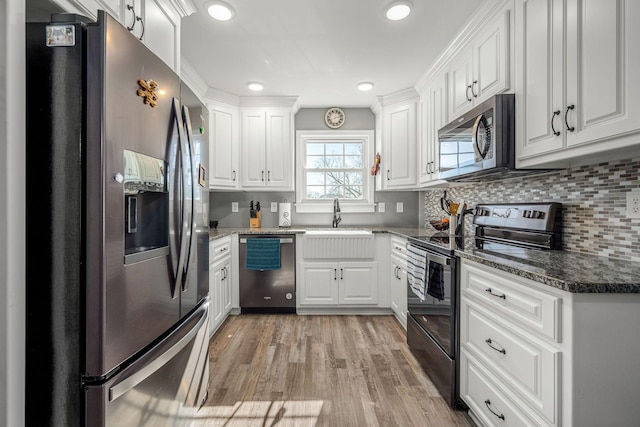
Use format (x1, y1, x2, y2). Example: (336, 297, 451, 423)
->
(396, 202, 403, 213)
(271, 202, 278, 212)
(627, 191, 640, 218)
(378, 202, 385, 213)
(231, 202, 239, 213)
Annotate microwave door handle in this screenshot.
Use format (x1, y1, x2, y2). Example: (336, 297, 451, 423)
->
(472, 113, 491, 159)
(180, 105, 197, 291)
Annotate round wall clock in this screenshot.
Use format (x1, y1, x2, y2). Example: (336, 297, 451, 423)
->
(325, 107, 345, 129)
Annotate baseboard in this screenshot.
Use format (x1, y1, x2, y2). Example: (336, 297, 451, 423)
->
(295, 307, 394, 315)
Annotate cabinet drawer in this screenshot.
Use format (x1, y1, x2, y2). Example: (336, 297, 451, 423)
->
(461, 299, 559, 424)
(390, 236, 408, 260)
(460, 351, 551, 427)
(461, 260, 561, 342)
(210, 237, 231, 261)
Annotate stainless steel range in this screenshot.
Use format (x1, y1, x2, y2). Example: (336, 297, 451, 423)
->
(407, 202, 561, 409)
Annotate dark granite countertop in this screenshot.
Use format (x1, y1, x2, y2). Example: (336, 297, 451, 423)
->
(456, 245, 640, 294)
(209, 226, 640, 293)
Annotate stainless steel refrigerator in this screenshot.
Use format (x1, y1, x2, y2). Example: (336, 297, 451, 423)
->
(26, 11, 210, 426)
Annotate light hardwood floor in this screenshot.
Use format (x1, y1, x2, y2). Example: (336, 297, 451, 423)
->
(192, 315, 474, 427)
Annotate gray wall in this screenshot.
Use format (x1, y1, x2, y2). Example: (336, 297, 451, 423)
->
(210, 190, 421, 229)
(209, 107, 420, 229)
(423, 157, 640, 262)
(295, 108, 375, 130)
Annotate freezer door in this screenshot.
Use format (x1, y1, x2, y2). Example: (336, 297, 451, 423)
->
(85, 302, 210, 426)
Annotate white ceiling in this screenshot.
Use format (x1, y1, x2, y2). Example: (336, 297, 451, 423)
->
(181, 0, 483, 107)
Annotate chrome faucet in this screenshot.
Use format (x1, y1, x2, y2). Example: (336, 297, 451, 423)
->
(332, 198, 342, 228)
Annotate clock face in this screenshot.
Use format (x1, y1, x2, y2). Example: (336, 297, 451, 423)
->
(325, 107, 345, 128)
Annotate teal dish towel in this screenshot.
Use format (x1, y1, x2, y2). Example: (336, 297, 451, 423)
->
(245, 238, 281, 270)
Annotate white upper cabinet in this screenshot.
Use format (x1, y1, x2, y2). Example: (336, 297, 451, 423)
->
(516, 0, 640, 167)
(373, 89, 418, 191)
(208, 103, 239, 189)
(141, 0, 181, 72)
(448, 8, 511, 119)
(48, 0, 191, 72)
(240, 108, 294, 191)
(418, 73, 448, 187)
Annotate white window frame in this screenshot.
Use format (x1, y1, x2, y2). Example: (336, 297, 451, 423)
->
(295, 130, 375, 213)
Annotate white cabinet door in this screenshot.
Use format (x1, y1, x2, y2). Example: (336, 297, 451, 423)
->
(449, 48, 475, 119)
(299, 262, 340, 305)
(390, 258, 407, 327)
(222, 259, 232, 315)
(383, 101, 417, 189)
(141, 0, 179, 71)
(339, 262, 378, 305)
(565, 0, 640, 148)
(517, 0, 640, 164)
(473, 10, 510, 104)
(241, 111, 267, 187)
(419, 74, 447, 186)
(241, 109, 293, 190)
(209, 106, 239, 189)
(265, 111, 292, 188)
(517, 0, 565, 159)
(417, 93, 432, 184)
(449, 9, 510, 119)
(209, 260, 224, 335)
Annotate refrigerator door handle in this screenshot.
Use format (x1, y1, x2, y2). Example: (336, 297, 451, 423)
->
(108, 306, 208, 402)
(171, 98, 189, 297)
(180, 105, 196, 292)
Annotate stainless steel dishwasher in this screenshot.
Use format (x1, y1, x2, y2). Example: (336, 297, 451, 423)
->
(239, 235, 296, 313)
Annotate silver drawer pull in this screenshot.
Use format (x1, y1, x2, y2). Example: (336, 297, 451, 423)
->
(485, 288, 506, 299)
(485, 338, 506, 355)
(484, 399, 505, 421)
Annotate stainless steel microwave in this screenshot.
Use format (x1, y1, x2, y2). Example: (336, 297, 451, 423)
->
(438, 94, 515, 181)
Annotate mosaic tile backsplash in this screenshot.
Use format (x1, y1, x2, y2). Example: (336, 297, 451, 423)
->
(424, 158, 640, 262)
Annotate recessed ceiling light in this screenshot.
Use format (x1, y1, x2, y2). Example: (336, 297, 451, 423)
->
(357, 82, 374, 91)
(207, 1, 234, 21)
(247, 82, 264, 91)
(385, 1, 412, 21)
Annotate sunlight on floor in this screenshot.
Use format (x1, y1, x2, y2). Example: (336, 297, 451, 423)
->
(190, 400, 325, 426)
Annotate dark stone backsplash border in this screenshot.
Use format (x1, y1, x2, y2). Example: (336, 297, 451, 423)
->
(424, 158, 640, 262)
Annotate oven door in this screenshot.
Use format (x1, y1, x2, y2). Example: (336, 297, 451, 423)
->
(407, 248, 455, 357)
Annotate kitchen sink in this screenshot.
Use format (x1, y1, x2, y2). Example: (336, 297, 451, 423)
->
(305, 229, 372, 236)
(303, 229, 374, 259)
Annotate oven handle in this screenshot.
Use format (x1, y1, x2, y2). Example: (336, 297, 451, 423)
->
(407, 244, 451, 266)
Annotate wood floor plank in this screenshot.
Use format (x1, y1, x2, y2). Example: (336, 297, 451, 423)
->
(193, 315, 474, 426)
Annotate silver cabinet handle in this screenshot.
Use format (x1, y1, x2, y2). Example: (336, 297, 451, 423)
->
(485, 338, 506, 355)
(334, 268, 337, 280)
(232, 170, 236, 181)
(268, 170, 271, 181)
(340, 268, 344, 280)
(471, 80, 478, 98)
(387, 170, 390, 181)
(465, 85, 472, 102)
(261, 171, 265, 181)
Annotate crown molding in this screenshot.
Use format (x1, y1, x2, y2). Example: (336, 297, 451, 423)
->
(239, 96, 299, 109)
(377, 87, 418, 107)
(166, 0, 197, 17)
(180, 58, 209, 102)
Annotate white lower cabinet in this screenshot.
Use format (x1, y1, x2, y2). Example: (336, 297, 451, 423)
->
(299, 261, 378, 306)
(209, 237, 233, 336)
(460, 258, 640, 427)
(389, 236, 408, 328)
(461, 351, 550, 427)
